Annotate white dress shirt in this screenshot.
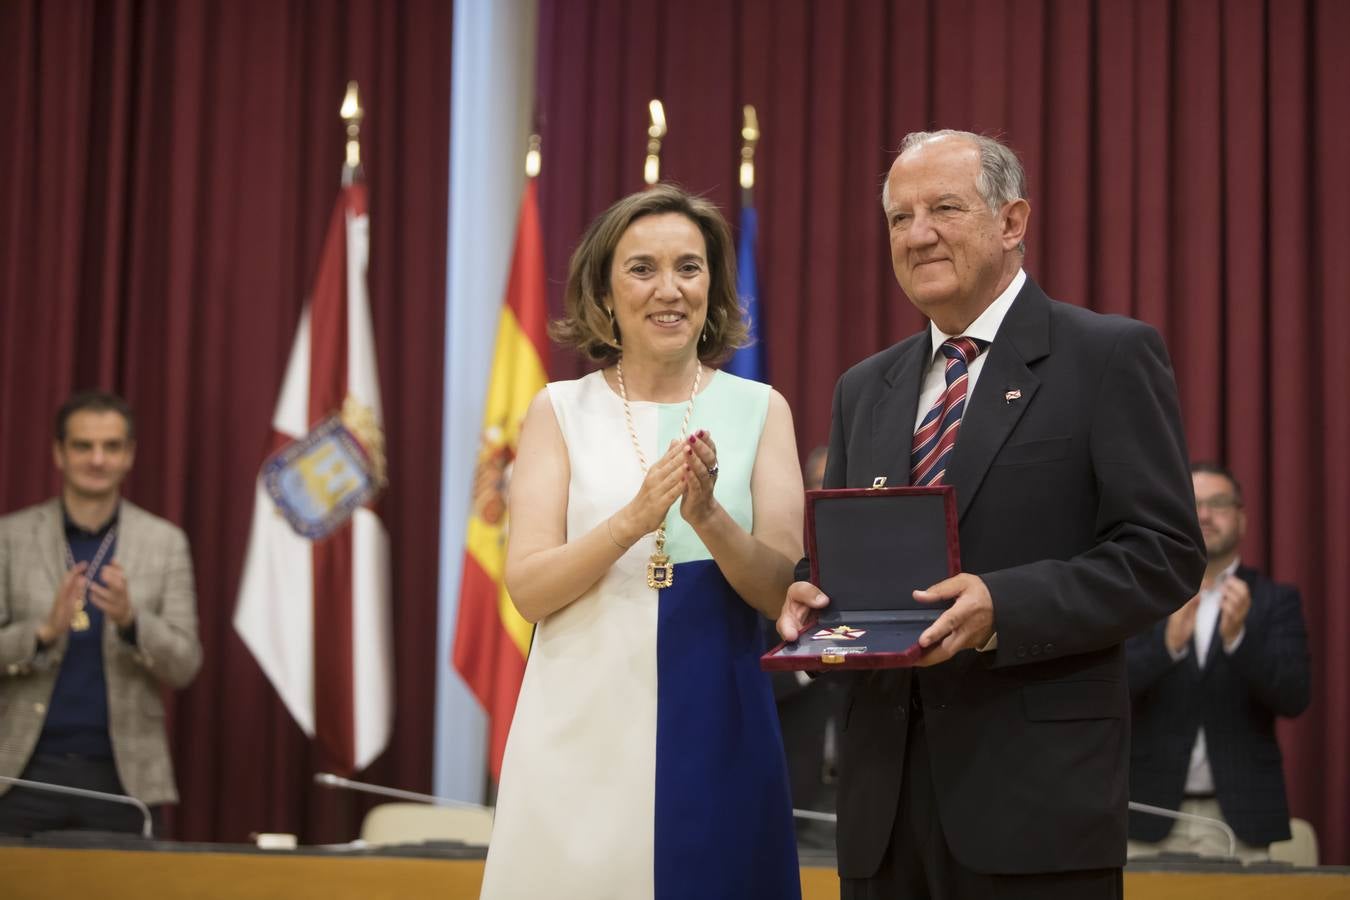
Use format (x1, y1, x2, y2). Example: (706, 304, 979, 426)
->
(1172, 558, 1246, 793)
(913, 268, 1025, 433)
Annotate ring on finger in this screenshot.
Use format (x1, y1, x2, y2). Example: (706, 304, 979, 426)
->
(707, 462, 719, 480)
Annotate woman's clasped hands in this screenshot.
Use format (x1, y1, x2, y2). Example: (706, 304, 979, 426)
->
(608, 431, 722, 546)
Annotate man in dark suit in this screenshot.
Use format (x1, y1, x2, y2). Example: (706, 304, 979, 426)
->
(1126, 463, 1311, 861)
(778, 130, 1205, 898)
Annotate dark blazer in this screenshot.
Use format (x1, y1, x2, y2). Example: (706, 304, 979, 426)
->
(820, 278, 1205, 877)
(1126, 566, 1311, 846)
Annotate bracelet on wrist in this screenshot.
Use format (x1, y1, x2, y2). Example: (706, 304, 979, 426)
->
(606, 516, 631, 550)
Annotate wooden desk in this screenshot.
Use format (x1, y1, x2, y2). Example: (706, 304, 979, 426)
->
(5, 846, 1350, 899)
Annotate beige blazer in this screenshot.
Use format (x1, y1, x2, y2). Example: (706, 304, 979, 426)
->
(0, 498, 202, 805)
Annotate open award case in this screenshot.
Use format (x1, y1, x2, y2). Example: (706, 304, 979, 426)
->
(761, 485, 961, 671)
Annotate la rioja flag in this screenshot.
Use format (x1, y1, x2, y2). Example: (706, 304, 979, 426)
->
(234, 183, 393, 773)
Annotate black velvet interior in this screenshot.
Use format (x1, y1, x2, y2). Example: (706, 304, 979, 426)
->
(812, 493, 953, 614)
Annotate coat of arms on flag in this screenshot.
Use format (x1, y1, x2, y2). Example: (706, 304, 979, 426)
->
(812, 625, 867, 640)
(263, 396, 388, 540)
(470, 424, 513, 528)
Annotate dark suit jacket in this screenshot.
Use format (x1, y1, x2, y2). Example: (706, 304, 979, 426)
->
(1126, 566, 1311, 846)
(820, 277, 1205, 877)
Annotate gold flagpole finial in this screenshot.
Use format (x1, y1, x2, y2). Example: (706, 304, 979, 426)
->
(341, 81, 364, 184)
(525, 133, 542, 178)
(739, 105, 759, 194)
(644, 99, 667, 185)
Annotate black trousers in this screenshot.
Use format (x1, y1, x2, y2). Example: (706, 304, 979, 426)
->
(0, 753, 159, 837)
(841, 694, 1122, 900)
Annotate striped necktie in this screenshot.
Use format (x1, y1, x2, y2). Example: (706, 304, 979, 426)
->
(910, 336, 988, 486)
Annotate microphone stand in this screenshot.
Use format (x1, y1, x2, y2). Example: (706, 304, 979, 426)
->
(1128, 800, 1238, 858)
(0, 774, 153, 839)
(313, 772, 491, 811)
(793, 809, 837, 823)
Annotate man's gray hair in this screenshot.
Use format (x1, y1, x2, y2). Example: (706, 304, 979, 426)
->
(882, 129, 1028, 253)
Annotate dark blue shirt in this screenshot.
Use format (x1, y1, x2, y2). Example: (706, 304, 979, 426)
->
(34, 508, 122, 759)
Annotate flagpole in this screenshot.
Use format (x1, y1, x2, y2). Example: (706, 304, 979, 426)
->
(341, 81, 364, 186)
(726, 105, 765, 382)
(644, 99, 666, 185)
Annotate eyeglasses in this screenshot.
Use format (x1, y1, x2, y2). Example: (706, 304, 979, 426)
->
(1195, 495, 1241, 513)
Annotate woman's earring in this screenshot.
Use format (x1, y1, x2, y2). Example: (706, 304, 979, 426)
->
(701, 322, 710, 344)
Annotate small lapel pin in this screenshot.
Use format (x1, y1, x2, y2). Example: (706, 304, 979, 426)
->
(1004, 389, 1022, 404)
(871, 476, 888, 489)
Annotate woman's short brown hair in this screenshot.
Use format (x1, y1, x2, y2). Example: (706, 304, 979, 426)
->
(550, 183, 749, 366)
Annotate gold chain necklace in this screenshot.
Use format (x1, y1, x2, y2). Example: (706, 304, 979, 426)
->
(616, 357, 701, 589)
(63, 522, 119, 632)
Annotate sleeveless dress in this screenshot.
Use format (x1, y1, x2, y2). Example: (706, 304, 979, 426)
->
(479, 369, 801, 900)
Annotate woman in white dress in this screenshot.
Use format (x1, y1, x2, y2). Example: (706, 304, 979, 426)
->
(479, 184, 804, 899)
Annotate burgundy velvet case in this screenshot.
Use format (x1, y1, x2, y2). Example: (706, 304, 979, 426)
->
(761, 485, 961, 671)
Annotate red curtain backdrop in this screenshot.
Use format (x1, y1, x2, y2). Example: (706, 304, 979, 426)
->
(0, 0, 452, 843)
(536, 0, 1350, 865)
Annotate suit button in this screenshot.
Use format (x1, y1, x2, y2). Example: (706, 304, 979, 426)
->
(1044, 643, 1055, 654)
(1030, 644, 1042, 657)
(33, 702, 46, 715)
(1016, 646, 1027, 659)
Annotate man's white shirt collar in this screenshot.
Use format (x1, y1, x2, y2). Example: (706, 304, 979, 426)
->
(928, 268, 1026, 357)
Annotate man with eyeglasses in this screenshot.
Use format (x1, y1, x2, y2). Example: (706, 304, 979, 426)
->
(1125, 462, 1311, 861)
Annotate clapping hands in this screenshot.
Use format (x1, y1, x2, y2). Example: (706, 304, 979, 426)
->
(679, 430, 720, 527)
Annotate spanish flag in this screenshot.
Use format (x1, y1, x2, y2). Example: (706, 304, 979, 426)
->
(453, 178, 546, 779)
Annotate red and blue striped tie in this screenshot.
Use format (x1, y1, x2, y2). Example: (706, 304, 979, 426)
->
(910, 336, 988, 486)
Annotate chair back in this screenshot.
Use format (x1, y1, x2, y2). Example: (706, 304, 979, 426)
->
(359, 802, 494, 846)
(1268, 817, 1318, 868)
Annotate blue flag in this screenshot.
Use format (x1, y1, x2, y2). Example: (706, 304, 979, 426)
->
(724, 204, 764, 381)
